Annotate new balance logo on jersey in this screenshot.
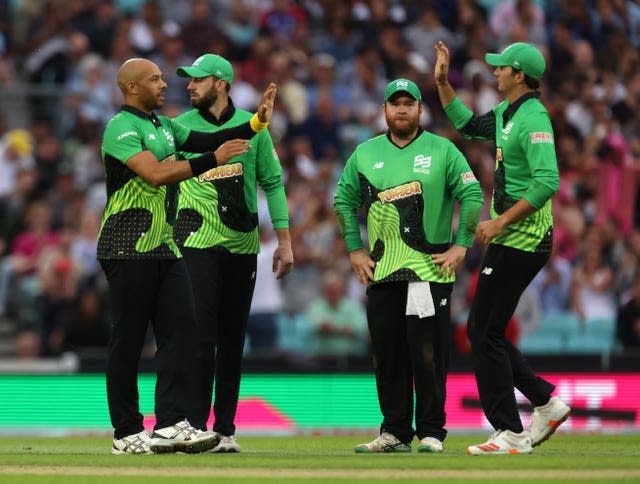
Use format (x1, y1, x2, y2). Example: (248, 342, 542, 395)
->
(373, 161, 384, 169)
(148, 133, 156, 141)
(481, 267, 493, 275)
(413, 154, 431, 174)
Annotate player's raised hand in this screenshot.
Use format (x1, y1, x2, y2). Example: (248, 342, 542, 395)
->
(257, 82, 277, 124)
(214, 139, 250, 165)
(434, 41, 451, 86)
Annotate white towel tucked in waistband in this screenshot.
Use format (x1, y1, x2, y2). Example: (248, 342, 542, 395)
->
(405, 281, 435, 319)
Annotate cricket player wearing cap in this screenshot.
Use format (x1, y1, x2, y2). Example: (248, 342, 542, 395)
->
(173, 54, 293, 453)
(335, 78, 483, 453)
(434, 41, 571, 455)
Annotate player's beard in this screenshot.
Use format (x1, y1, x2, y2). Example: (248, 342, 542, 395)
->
(191, 88, 217, 110)
(385, 112, 420, 139)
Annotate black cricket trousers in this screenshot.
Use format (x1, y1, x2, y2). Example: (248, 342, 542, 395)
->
(467, 244, 555, 433)
(366, 281, 453, 443)
(100, 258, 198, 439)
(181, 247, 257, 436)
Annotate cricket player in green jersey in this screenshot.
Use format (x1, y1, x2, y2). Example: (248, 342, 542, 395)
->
(173, 54, 293, 452)
(435, 41, 571, 455)
(335, 78, 483, 454)
(98, 58, 276, 455)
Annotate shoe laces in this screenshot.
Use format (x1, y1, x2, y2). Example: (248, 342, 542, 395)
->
(486, 430, 502, 443)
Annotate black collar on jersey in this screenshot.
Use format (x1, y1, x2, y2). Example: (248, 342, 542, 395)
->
(502, 91, 540, 123)
(198, 97, 236, 126)
(120, 105, 163, 128)
(386, 127, 424, 149)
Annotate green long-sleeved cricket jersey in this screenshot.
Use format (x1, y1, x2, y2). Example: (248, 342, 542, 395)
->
(444, 92, 559, 253)
(173, 102, 288, 254)
(334, 129, 483, 284)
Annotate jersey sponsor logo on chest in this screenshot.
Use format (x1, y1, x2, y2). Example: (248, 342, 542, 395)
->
(158, 127, 175, 147)
(413, 154, 431, 174)
(501, 121, 514, 140)
(377, 181, 422, 204)
(198, 162, 244, 182)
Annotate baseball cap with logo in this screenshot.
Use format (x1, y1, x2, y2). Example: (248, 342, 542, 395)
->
(176, 54, 234, 84)
(384, 78, 422, 102)
(485, 42, 545, 80)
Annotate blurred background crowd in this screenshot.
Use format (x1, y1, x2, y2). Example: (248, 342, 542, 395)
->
(0, 0, 639, 362)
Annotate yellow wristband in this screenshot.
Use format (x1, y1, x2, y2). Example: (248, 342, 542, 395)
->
(249, 112, 269, 132)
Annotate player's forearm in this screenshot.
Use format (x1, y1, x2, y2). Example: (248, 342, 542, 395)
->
(436, 80, 456, 108)
(275, 228, 292, 247)
(496, 198, 538, 227)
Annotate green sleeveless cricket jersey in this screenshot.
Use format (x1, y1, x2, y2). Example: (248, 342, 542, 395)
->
(334, 129, 483, 284)
(98, 106, 192, 259)
(173, 102, 288, 254)
(444, 93, 559, 253)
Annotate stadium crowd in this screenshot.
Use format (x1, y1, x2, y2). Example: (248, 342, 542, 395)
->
(0, 0, 639, 360)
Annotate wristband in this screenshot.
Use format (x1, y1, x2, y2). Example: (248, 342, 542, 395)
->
(188, 151, 217, 176)
(249, 112, 269, 132)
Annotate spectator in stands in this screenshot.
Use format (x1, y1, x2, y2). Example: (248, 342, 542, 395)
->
(0, 129, 35, 202)
(530, 246, 572, 317)
(305, 270, 367, 356)
(36, 226, 81, 356)
(617, 274, 640, 350)
(247, 223, 284, 355)
(570, 244, 616, 322)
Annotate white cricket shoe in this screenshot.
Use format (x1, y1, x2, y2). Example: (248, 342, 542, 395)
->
(418, 436, 443, 453)
(355, 432, 412, 453)
(150, 419, 218, 454)
(211, 434, 241, 453)
(111, 430, 152, 455)
(467, 430, 533, 455)
(530, 396, 571, 447)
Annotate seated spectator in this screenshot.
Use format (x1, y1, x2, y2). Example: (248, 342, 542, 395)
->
(570, 245, 616, 322)
(305, 270, 368, 356)
(0, 129, 35, 202)
(36, 226, 81, 355)
(530, 247, 572, 317)
(0, 200, 60, 320)
(247, 224, 283, 354)
(616, 275, 640, 350)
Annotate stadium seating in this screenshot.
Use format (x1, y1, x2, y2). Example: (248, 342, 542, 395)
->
(519, 313, 615, 356)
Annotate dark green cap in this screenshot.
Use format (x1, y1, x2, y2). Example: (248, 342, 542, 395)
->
(176, 54, 234, 84)
(384, 78, 422, 102)
(485, 42, 545, 80)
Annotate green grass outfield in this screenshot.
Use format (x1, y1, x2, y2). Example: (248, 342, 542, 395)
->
(0, 434, 639, 483)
